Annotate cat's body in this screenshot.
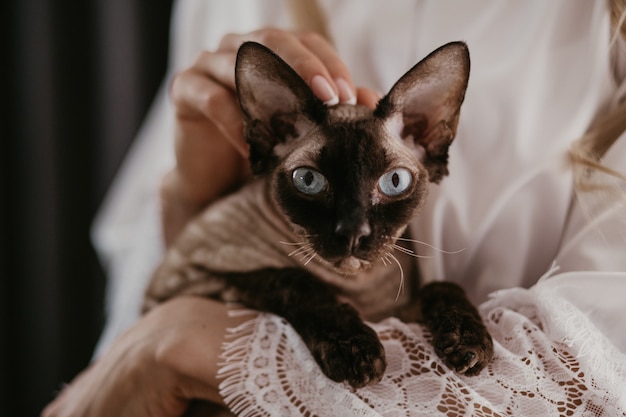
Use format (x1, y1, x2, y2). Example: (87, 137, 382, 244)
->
(144, 42, 493, 388)
(144, 108, 417, 322)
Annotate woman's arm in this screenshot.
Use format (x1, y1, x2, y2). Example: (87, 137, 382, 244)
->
(42, 297, 245, 417)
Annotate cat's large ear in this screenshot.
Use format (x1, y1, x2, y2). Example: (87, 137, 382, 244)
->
(375, 42, 470, 183)
(235, 41, 327, 174)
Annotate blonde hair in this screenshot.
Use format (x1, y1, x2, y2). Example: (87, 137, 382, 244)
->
(612, 0, 626, 43)
(567, 0, 626, 226)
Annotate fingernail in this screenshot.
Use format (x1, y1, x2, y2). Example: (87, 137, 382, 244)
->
(311, 75, 339, 106)
(335, 78, 356, 105)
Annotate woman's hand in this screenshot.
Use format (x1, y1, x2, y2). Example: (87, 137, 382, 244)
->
(41, 297, 252, 417)
(161, 28, 380, 245)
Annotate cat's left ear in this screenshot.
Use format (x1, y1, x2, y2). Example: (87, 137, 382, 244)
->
(235, 42, 327, 174)
(375, 42, 470, 183)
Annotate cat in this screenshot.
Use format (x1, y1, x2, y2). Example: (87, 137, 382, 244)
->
(143, 41, 493, 388)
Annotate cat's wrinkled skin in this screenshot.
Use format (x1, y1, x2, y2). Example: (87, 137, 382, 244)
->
(144, 41, 493, 388)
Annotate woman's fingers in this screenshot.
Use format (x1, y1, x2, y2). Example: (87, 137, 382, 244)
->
(219, 29, 356, 104)
(170, 66, 246, 155)
(298, 31, 356, 104)
(356, 87, 382, 109)
(189, 50, 237, 91)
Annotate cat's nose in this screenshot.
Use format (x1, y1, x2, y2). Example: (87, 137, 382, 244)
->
(335, 220, 371, 253)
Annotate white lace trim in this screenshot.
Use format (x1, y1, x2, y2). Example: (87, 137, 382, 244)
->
(218, 278, 626, 416)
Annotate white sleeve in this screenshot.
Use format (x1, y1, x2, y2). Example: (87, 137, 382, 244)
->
(91, 0, 293, 357)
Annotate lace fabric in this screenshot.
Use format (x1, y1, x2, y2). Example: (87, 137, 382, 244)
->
(218, 275, 626, 416)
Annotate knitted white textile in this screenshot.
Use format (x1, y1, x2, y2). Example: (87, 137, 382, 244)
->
(218, 273, 626, 416)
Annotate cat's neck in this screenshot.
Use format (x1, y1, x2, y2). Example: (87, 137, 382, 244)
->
(245, 177, 415, 318)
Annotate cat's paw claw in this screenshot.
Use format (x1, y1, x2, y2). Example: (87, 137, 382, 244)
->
(451, 351, 481, 375)
(314, 325, 387, 388)
(432, 312, 493, 376)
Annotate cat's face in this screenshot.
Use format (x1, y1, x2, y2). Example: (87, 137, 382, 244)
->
(271, 105, 428, 273)
(236, 42, 470, 275)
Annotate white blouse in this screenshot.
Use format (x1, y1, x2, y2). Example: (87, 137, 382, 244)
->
(92, 0, 626, 357)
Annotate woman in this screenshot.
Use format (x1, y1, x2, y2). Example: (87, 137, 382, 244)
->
(44, 1, 626, 415)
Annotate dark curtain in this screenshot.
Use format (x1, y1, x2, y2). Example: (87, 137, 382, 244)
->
(2, 0, 174, 415)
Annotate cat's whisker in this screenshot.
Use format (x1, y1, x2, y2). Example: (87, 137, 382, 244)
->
(382, 252, 394, 266)
(283, 236, 314, 242)
(384, 252, 405, 301)
(303, 251, 317, 266)
(391, 243, 415, 255)
(391, 243, 433, 259)
(288, 244, 314, 258)
(286, 244, 318, 266)
(386, 235, 465, 255)
(279, 240, 309, 246)
(280, 238, 320, 263)
(297, 248, 315, 262)
(380, 251, 404, 301)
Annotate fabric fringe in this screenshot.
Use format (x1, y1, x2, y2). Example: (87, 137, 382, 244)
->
(218, 313, 266, 417)
(533, 280, 626, 408)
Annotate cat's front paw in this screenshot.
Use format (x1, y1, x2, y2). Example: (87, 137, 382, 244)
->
(309, 318, 386, 388)
(431, 310, 493, 376)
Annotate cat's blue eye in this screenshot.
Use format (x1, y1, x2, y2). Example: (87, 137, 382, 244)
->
(292, 167, 328, 195)
(378, 168, 412, 196)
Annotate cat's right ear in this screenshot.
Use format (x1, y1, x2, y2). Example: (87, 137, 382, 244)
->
(375, 42, 470, 183)
(235, 42, 327, 174)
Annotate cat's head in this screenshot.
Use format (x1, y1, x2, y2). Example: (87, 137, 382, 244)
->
(235, 41, 469, 275)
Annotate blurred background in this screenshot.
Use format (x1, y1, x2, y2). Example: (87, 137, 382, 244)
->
(3, 0, 174, 414)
